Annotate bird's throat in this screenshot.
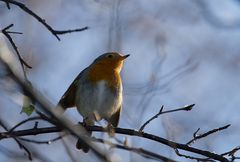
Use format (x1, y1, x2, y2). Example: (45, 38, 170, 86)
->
(87, 64, 122, 89)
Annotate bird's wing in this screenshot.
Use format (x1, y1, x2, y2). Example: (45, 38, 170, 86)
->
(57, 68, 87, 110)
(109, 106, 121, 127)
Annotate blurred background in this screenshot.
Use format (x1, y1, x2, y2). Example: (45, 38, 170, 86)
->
(1, 0, 240, 161)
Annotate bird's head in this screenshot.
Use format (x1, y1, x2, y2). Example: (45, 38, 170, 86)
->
(92, 52, 130, 73)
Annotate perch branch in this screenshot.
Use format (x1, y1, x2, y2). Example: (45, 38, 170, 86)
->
(0, 123, 229, 162)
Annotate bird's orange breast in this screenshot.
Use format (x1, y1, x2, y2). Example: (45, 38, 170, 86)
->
(87, 62, 122, 90)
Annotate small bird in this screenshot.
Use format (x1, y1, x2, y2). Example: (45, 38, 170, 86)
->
(57, 52, 129, 152)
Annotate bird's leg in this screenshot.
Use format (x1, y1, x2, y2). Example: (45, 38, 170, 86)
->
(82, 117, 95, 130)
(76, 117, 93, 152)
(82, 118, 87, 127)
(106, 123, 115, 137)
(93, 111, 101, 121)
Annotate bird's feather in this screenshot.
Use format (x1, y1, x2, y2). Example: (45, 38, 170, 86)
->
(57, 68, 87, 110)
(109, 106, 121, 127)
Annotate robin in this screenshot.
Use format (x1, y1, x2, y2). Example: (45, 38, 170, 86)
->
(57, 52, 129, 152)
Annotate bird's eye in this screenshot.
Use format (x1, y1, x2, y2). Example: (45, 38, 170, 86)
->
(107, 54, 113, 58)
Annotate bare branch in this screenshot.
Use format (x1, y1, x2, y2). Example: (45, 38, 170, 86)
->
(186, 124, 231, 146)
(139, 105, 164, 132)
(0, 0, 88, 41)
(0, 145, 27, 160)
(8, 116, 44, 133)
(5, 31, 23, 34)
(19, 136, 63, 144)
(175, 149, 214, 162)
(0, 123, 229, 162)
(3, 0, 10, 9)
(159, 104, 194, 114)
(1, 24, 32, 70)
(54, 27, 89, 35)
(139, 104, 194, 132)
(94, 137, 177, 162)
(221, 146, 240, 156)
(0, 120, 32, 160)
(221, 146, 240, 162)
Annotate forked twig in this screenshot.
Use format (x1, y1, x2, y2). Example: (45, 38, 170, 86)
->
(0, 0, 88, 41)
(139, 104, 195, 132)
(0, 120, 32, 160)
(1, 24, 32, 69)
(186, 124, 231, 146)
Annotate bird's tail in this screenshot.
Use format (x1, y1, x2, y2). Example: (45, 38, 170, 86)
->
(76, 131, 92, 153)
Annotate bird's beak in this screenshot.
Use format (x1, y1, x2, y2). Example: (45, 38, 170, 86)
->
(122, 54, 130, 60)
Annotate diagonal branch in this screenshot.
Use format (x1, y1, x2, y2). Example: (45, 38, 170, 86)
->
(175, 148, 214, 162)
(139, 105, 164, 132)
(0, 58, 111, 162)
(186, 124, 231, 146)
(221, 146, 240, 161)
(1, 24, 32, 69)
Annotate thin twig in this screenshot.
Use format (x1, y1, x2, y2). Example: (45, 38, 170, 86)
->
(0, 0, 88, 41)
(221, 146, 240, 156)
(221, 146, 240, 161)
(0, 145, 27, 160)
(4, 0, 10, 9)
(193, 128, 200, 139)
(94, 137, 178, 162)
(0, 120, 32, 160)
(1, 24, 32, 69)
(175, 149, 214, 162)
(159, 104, 194, 114)
(54, 27, 89, 34)
(139, 105, 164, 132)
(19, 136, 63, 144)
(186, 124, 231, 146)
(13, 139, 32, 161)
(6, 31, 23, 34)
(139, 104, 195, 132)
(8, 116, 46, 133)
